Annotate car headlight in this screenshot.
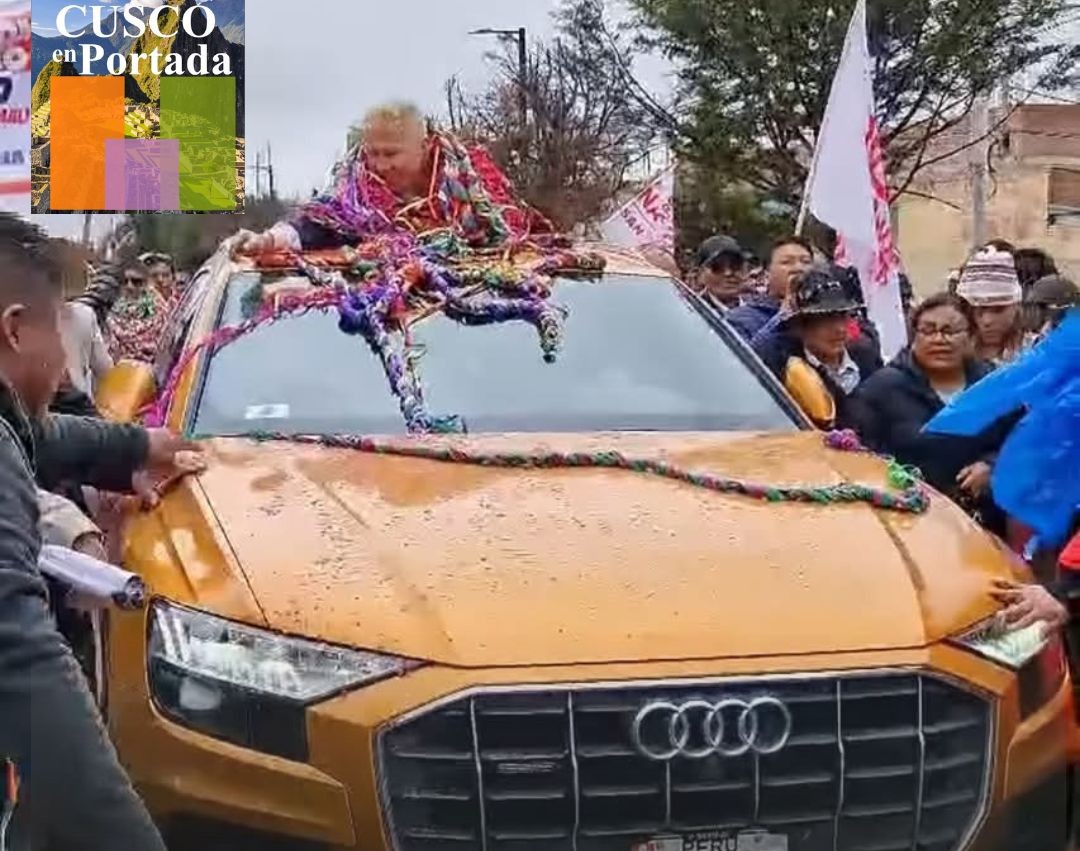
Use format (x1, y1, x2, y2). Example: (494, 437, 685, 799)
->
(148, 600, 418, 760)
(952, 616, 1066, 719)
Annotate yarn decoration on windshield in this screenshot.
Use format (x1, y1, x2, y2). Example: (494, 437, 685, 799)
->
(146, 237, 604, 432)
(146, 129, 605, 431)
(223, 430, 930, 516)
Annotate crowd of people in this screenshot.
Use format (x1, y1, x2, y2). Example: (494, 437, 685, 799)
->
(692, 230, 1079, 624)
(0, 97, 1078, 849)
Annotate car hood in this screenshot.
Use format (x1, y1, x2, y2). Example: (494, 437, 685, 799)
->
(188, 432, 1010, 667)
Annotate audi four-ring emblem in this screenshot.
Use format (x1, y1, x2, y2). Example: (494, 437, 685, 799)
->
(631, 697, 793, 760)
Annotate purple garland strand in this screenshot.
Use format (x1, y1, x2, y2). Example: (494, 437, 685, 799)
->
(289, 252, 565, 433)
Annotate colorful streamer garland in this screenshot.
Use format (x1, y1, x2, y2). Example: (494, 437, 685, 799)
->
(147, 130, 607, 431)
(214, 429, 929, 515)
(146, 241, 604, 431)
(298, 131, 553, 249)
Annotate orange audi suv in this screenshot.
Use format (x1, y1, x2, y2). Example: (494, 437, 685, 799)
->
(88, 245, 1073, 851)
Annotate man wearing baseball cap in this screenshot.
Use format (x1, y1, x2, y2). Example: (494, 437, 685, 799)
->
(1023, 274, 1078, 346)
(694, 235, 748, 314)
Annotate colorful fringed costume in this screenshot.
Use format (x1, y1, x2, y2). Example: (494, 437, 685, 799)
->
(287, 132, 554, 252)
(106, 285, 177, 365)
(924, 309, 1080, 548)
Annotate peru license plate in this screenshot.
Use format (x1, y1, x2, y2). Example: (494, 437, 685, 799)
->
(633, 831, 788, 851)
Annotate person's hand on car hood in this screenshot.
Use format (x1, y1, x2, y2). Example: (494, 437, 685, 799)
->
(133, 430, 206, 509)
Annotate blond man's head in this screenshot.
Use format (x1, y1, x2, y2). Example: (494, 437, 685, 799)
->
(354, 103, 429, 196)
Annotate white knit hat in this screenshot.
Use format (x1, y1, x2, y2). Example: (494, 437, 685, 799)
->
(956, 247, 1022, 307)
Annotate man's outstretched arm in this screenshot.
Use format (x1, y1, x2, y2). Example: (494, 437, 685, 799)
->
(33, 415, 149, 495)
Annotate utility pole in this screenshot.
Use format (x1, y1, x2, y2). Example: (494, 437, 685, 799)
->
(469, 27, 529, 157)
(266, 142, 276, 201)
(515, 27, 527, 132)
(81, 212, 92, 248)
(249, 144, 276, 201)
(970, 94, 990, 249)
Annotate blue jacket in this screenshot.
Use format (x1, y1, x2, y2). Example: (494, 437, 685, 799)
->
(924, 310, 1080, 547)
(726, 295, 781, 342)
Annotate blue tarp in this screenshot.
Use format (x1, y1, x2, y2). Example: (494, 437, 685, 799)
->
(924, 310, 1080, 547)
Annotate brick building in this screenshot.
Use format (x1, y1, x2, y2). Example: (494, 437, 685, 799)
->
(894, 104, 1080, 296)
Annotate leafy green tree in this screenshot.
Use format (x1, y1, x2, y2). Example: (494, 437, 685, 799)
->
(626, 0, 1080, 211)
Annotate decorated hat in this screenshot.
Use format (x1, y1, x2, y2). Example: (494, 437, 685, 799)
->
(785, 269, 860, 321)
(956, 247, 1022, 307)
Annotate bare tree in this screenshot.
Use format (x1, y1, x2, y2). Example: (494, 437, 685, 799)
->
(450, 0, 659, 230)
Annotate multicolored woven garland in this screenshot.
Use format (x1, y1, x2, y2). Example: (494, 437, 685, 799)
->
(220, 429, 929, 515)
(298, 131, 553, 249)
(147, 243, 604, 431)
(147, 129, 606, 430)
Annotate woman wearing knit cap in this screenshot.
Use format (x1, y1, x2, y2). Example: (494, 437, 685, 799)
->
(956, 246, 1025, 365)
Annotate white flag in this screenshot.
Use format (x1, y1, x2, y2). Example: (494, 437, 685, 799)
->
(600, 167, 675, 255)
(804, 0, 906, 359)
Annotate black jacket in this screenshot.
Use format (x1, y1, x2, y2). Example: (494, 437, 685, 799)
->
(46, 385, 102, 513)
(0, 380, 166, 849)
(850, 350, 1016, 498)
(1, 379, 148, 659)
(289, 215, 351, 251)
(754, 330, 882, 430)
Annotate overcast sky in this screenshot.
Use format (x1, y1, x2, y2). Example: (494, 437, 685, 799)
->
(34, 0, 672, 240)
(28, 0, 1077, 241)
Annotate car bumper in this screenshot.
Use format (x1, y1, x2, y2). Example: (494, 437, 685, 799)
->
(106, 628, 1072, 851)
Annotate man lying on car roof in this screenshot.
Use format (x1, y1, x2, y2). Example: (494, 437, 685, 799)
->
(234, 102, 551, 255)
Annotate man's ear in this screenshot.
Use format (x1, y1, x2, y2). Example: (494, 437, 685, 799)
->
(0, 304, 27, 354)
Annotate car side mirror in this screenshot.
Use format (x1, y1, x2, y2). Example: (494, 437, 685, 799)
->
(96, 362, 157, 424)
(783, 357, 836, 429)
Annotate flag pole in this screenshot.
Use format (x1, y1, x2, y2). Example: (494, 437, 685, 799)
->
(794, 154, 819, 237)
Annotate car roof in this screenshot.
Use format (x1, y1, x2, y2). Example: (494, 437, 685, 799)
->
(184, 241, 677, 328)
(175, 242, 681, 357)
(223, 241, 667, 283)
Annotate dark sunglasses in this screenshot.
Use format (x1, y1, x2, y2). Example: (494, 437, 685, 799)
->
(706, 256, 746, 272)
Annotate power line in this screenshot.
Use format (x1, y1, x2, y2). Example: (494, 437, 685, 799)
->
(1013, 86, 1080, 106)
(1013, 129, 1080, 141)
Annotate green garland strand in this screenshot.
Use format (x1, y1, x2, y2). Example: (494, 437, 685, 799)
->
(207, 430, 930, 515)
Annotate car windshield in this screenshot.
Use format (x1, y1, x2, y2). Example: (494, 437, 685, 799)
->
(190, 272, 797, 435)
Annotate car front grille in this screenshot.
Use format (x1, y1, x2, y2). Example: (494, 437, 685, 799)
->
(378, 672, 991, 851)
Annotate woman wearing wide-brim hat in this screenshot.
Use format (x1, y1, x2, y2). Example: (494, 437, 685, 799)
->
(753, 268, 881, 430)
